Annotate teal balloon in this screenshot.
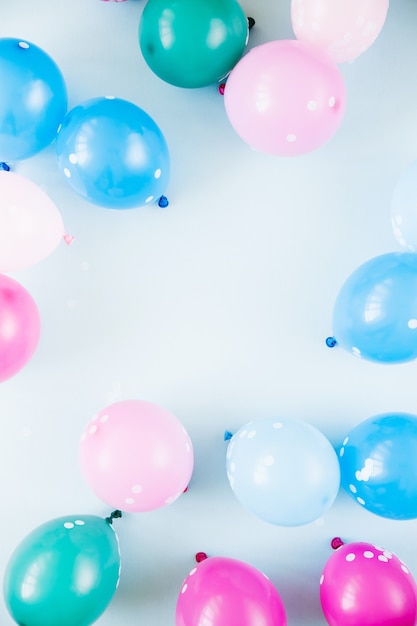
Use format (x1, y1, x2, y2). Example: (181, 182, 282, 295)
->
(139, 0, 249, 88)
(3, 514, 121, 626)
(332, 252, 417, 363)
(0, 38, 67, 161)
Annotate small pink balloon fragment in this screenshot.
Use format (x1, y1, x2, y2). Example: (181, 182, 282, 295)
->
(79, 400, 194, 512)
(0, 274, 41, 382)
(320, 539, 417, 626)
(176, 555, 287, 626)
(224, 40, 346, 156)
(291, 0, 389, 64)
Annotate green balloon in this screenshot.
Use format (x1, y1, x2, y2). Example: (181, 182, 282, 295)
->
(3, 514, 121, 626)
(139, 0, 249, 88)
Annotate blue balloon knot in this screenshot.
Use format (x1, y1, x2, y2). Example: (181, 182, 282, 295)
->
(0, 162, 10, 171)
(224, 430, 233, 441)
(326, 336, 338, 348)
(158, 195, 169, 208)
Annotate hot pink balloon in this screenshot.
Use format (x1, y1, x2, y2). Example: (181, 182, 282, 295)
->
(79, 400, 194, 512)
(0, 171, 64, 272)
(291, 0, 389, 63)
(320, 541, 417, 626)
(176, 556, 287, 626)
(224, 40, 346, 156)
(0, 274, 41, 382)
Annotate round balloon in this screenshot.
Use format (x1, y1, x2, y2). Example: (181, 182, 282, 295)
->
(332, 252, 417, 363)
(79, 399, 194, 512)
(55, 97, 170, 209)
(320, 541, 417, 626)
(0, 274, 40, 382)
(176, 556, 287, 626)
(0, 171, 64, 272)
(3, 514, 121, 626)
(391, 160, 417, 251)
(0, 38, 67, 162)
(291, 0, 389, 64)
(139, 0, 248, 88)
(226, 417, 340, 526)
(339, 413, 417, 519)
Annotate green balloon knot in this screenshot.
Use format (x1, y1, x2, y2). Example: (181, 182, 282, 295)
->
(105, 510, 122, 525)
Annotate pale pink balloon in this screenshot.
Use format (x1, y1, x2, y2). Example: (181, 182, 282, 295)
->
(0, 171, 64, 272)
(320, 541, 417, 626)
(224, 40, 346, 156)
(291, 0, 389, 63)
(176, 556, 287, 626)
(0, 274, 41, 382)
(79, 400, 194, 512)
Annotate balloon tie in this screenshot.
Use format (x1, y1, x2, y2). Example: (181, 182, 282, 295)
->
(0, 162, 10, 171)
(247, 17, 255, 30)
(218, 83, 226, 95)
(331, 537, 345, 550)
(224, 430, 233, 441)
(195, 552, 208, 563)
(105, 510, 122, 524)
(326, 336, 338, 348)
(158, 195, 169, 208)
(63, 234, 75, 246)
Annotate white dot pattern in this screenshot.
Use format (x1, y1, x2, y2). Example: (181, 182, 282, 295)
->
(346, 553, 355, 562)
(408, 319, 417, 329)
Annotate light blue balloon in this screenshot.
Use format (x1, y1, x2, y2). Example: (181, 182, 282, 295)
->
(226, 417, 340, 526)
(339, 413, 417, 520)
(332, 252, 417, 363)
(55, 97, 170, 209)
(0, 38, 67, 161)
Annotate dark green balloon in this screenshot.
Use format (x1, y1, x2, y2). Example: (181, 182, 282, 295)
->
(3, 514, 121, 626)
(139, 0, 249, 88)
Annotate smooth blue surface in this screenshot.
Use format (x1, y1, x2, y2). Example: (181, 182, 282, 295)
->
(226, 417, 341, 526)
(339, 413, 417, 520)
(332, 252, 417, 363)
(55, 97, 170, 209)
(0, 38, 67, 162)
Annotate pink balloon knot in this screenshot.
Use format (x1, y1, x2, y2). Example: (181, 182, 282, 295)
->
(331, 537, 345, 550)
(183, 486, 188, 493)
(218, 83, 226, 95)
(195, 552, 208, 563)
(63, 234, 75, 246)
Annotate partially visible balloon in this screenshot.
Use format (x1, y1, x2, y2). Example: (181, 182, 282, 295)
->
(55, 97, 170, 209)
(224, 40, 346, 156)
(79, 400, 194, 512)
(291, 0, 389, 63)
(139, 0, 248, 88)
(332, 252, 417, 363)
(226, 417, 340, 526)
(0, 274, 40, 382)
(391, 160, 417, 251)
(3, 514, 121, 626)
(0, 171, 64, 272)
(0, 38, 67, 161)
(339, 413, 417, 520)
(320, 541, 417, 626)
(176, 555, 287, 626)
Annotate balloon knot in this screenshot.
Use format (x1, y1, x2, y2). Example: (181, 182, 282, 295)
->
(331, 537, 345, 550)
(106, 510, 122, 524)
(63, 234, 75, 246)
(183, 486, 188, 493)
(0, 162, 10, 171)
(326, 336, 338, 348)
(218, 83, 226, 95)
(158, 195, 169, 208)
(247, 17, 255, 30)
(195, 552, 208, 563)
(224, 430, 233, 441)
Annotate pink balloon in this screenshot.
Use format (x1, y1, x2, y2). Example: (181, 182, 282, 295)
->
(224, 40, 346, 156)
(176, 556, 287, 626)
(320, 541, 417, 626)
(0, 171, 64, 272)
(0, 274, 41, 382)
(79, 400, 194, 512)
(291, 0, 389, 63)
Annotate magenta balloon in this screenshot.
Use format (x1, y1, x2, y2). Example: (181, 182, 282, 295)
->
(0, 275, 41, 381)
(224, 39, 346, 156)
(176, 556, 287, 626)
(320, 542, 417, 626)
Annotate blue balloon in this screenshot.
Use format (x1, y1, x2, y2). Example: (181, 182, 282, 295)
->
(332, 252, 417, 363)
(0, 38, 67, 161)
(55, 97, 170, 209)
(226, 417, 340, 526)
(339, 413, 417, 520)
